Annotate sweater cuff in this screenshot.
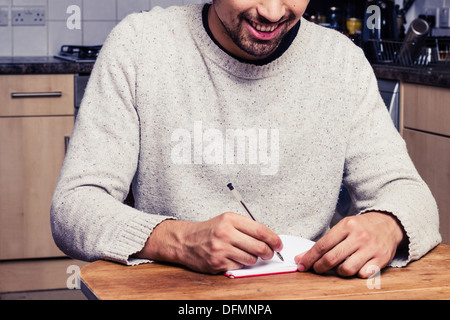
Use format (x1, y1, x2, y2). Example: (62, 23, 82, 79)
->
(103, 212, 172, 266)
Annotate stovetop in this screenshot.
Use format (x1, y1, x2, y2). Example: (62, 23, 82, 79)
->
(54, 45, 102, 63)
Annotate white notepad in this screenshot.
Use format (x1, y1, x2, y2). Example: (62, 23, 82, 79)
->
(224, 234, 315, 279)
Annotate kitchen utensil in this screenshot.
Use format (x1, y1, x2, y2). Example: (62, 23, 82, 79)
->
(398, 18, 430, 64)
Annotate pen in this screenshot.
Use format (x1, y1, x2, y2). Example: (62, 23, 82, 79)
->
(227, 183, 284, 262)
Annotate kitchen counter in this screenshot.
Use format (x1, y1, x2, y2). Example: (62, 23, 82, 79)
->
(1, 57, 449, 88)
(0, 56, 94, 75)
(372, 64, 450, 88)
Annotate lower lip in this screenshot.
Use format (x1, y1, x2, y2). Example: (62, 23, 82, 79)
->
(245, 20, 283, 41)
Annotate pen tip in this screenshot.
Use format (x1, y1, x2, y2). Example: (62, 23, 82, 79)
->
(227, 183, 234, 190)
(277, 252, 284, 262)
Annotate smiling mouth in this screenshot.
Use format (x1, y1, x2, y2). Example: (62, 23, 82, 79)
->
(248, 20, 284, 33)
(245, 18, 286, 42)
(249, 20, 281, 33)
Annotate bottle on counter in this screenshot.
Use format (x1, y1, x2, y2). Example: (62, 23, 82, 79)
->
(346, 17, 363, 46)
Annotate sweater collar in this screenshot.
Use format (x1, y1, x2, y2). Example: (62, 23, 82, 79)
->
(187, 4, 310, 80)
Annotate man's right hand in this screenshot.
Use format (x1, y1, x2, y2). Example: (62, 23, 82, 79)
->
(134, 212, 283, 274)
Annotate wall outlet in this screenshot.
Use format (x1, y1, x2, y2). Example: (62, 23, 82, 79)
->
(0, 6, 8, 26)
(12, 6, 46, 26)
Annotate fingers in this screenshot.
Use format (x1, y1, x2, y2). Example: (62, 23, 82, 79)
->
(220, 212, 283, 260)
(358, 259, 385, 279)
(196, 212, 283, 273)
(296, 242, 381, 278)
(334, 248, 374, 277)
(230, 232, 275, 261)
(295, 213, 401, 278)
(295, 220, 348, 272)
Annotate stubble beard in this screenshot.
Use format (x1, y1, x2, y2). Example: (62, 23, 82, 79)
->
(221, 11, 295, 58)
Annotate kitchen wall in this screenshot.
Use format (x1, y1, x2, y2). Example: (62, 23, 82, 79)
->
(0, 0, 448, 57)
(0, 0, 210, 57)
(404, 0, 450, 37)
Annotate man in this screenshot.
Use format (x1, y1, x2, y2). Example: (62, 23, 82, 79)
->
(51, 1, 441, 279)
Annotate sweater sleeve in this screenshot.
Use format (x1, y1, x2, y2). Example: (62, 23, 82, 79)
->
(343, 49, 441, 267)
(50, 12, 169, 265)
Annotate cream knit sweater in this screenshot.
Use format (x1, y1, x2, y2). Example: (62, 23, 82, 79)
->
(51, 4, 441, 267)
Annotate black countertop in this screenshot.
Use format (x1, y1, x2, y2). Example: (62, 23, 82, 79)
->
(1, 56, 449, 88)
(372, 64, 450, 88)
(0, 56, 94, 75)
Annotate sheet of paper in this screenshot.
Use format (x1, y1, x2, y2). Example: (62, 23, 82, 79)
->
(224, 234, 315, 278)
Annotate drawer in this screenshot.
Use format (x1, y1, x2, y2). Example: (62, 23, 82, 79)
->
(402, 82, 450, 137)
(0, 74, 74, 117)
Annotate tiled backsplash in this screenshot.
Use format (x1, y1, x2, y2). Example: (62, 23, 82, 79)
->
(0, 0, 448, 57)
(0, 0, 209, 57)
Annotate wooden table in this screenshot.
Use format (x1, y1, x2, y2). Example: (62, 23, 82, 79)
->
(80, 244, 450, 300)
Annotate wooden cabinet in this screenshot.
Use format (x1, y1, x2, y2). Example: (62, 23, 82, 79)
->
(0, 74, 74, 260)
(402, 82, 450, 244)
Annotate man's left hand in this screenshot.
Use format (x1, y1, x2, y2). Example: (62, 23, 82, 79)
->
(295, 211, 406, 278)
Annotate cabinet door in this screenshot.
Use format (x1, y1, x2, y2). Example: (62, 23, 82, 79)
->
(0, 116, 74, 259)
(403, 129, 450, 245)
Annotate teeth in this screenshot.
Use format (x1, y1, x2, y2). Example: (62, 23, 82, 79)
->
(251, 21, 277, 33)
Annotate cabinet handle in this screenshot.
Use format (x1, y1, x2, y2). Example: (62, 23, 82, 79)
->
(64, 136, 70, 154)
(11, 92, 63, 98)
